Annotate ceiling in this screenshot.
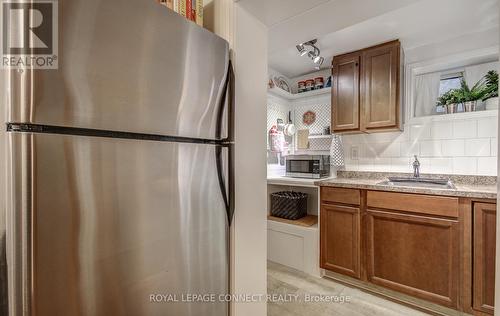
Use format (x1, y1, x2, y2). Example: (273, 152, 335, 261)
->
(237, 0, 500, 78)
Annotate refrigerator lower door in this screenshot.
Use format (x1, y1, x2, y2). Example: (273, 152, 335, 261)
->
(4, 133, 229, 316)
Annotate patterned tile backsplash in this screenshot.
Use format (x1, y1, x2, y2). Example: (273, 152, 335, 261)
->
(267, 91, 499, 176)
(292, 95, 331, 135)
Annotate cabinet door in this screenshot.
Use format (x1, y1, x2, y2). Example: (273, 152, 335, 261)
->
(366, 210, 459, 308)
(332, 53, 361, 132)
(473, 203, 496, 314)
(361, 41, 400, 131)
(320, 204, 361, 278)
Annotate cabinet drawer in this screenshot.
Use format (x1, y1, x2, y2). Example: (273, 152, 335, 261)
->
(321, 187, 360, 205)
(367, 191, 458, 218)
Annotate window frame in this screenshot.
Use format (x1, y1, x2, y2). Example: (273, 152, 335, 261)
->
(405, 46, 499, 123)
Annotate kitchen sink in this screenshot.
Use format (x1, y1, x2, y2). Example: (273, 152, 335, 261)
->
(377, 177, 456, 190)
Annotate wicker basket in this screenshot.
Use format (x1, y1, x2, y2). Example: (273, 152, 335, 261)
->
(270, 191, 307, 220)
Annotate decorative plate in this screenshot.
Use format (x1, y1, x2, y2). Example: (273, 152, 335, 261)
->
(303, 111, 316, 125)
(274, 76, 290, 92)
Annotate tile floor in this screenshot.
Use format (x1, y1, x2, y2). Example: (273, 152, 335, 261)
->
(267, 261, 431, 316)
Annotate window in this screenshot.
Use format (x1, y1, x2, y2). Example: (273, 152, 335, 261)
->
(438, 72, 463, 97)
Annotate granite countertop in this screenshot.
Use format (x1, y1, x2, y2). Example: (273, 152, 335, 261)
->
(315, 171, 497, 200)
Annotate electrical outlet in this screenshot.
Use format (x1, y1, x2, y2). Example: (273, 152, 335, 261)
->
(351, 146, 359, 160)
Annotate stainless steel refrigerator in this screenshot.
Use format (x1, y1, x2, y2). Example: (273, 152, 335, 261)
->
(0, 0, 234, 315)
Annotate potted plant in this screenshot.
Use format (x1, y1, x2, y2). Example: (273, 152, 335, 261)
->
(437, 90, 455, 114)
(482, 70, 498, 110)
(456, 78, 486, 112)
(449, 89, 464, 113)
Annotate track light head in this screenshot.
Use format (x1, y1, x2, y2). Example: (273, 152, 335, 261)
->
(314, 55, 324, 63)
(296, 44, 308, 56)
(296, 39, 324, 70)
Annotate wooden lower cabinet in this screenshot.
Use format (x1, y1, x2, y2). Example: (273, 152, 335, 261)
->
(320, 187, 496, 314)
(473, 203, 496, 315)
(320, 204, 361, 279)
(365, 209, 460, 308)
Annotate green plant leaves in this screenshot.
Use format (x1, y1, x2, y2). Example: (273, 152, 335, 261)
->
(436, 71, 498, 107)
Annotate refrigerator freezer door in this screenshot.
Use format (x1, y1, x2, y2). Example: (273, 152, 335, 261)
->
(7, 0, 229, 140)
(4, 133, 229, 316)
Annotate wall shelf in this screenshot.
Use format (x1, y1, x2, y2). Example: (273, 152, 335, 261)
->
(268, 215, 318, 228)
(268, 87, 331, 100)
(308, 134, 332, 139)
(410, 109, 498, 124)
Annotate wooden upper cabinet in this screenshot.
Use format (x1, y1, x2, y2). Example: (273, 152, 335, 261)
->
(362, 41, 401, 131)
(332, 53, 360, 132)
(473, 202, 496, 315)
(331, 40, 402, 134)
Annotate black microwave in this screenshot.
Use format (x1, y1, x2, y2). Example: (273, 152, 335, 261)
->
(285, 155, 330, 179)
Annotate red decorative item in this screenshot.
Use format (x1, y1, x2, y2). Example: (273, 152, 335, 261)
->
(303, 111, 316, 125)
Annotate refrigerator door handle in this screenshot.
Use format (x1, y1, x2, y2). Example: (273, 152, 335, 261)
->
(216, 62, 234, 225)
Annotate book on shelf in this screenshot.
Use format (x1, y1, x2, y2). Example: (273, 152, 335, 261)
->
(179, 0, 186, 17)
(186, 0, 192, 20)
(158, 0, 172, 9)
(195, 0, 203, 26)
(159, 0, 203, 27)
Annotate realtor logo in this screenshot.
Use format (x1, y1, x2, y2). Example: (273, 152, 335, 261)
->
(1, 0, 58, 69)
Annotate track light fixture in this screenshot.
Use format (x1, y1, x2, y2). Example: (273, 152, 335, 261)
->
(296, 39, 324, 70)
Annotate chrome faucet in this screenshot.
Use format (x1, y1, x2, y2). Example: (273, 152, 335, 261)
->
(412, 155, 420, 178)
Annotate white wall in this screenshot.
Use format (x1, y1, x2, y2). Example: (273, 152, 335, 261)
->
(232, 3, 268, 316)
(405, 27, 499, 64)
(206, 1, 267, 315)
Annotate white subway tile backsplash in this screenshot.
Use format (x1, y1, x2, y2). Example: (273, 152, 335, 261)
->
(465, 139, 491, 157)
(428, 158, 453, 174)
(477, 117, 498, 138)
(344, 157, 359, 170)
(452, 157, 478, 175)
(377, 142, 401, 158)
(357, 159, 375, 171)
(452, 120, 478, 139)
(431, 121, 453, 140)
(477, 157, 497, 175)
(368, 131, 408, 143)
(400, 141, 420, 157)
(369, 158, 393, 172)
(420, 140, 442, 157)
(390, 158, 411, 173)
(416, 157, 431, 172)
(441, 139, 465, 157)
(410, 124, 431, 141)
(362, 144, 378, 159)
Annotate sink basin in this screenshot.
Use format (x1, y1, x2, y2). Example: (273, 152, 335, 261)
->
(377, 177, 456, 190)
